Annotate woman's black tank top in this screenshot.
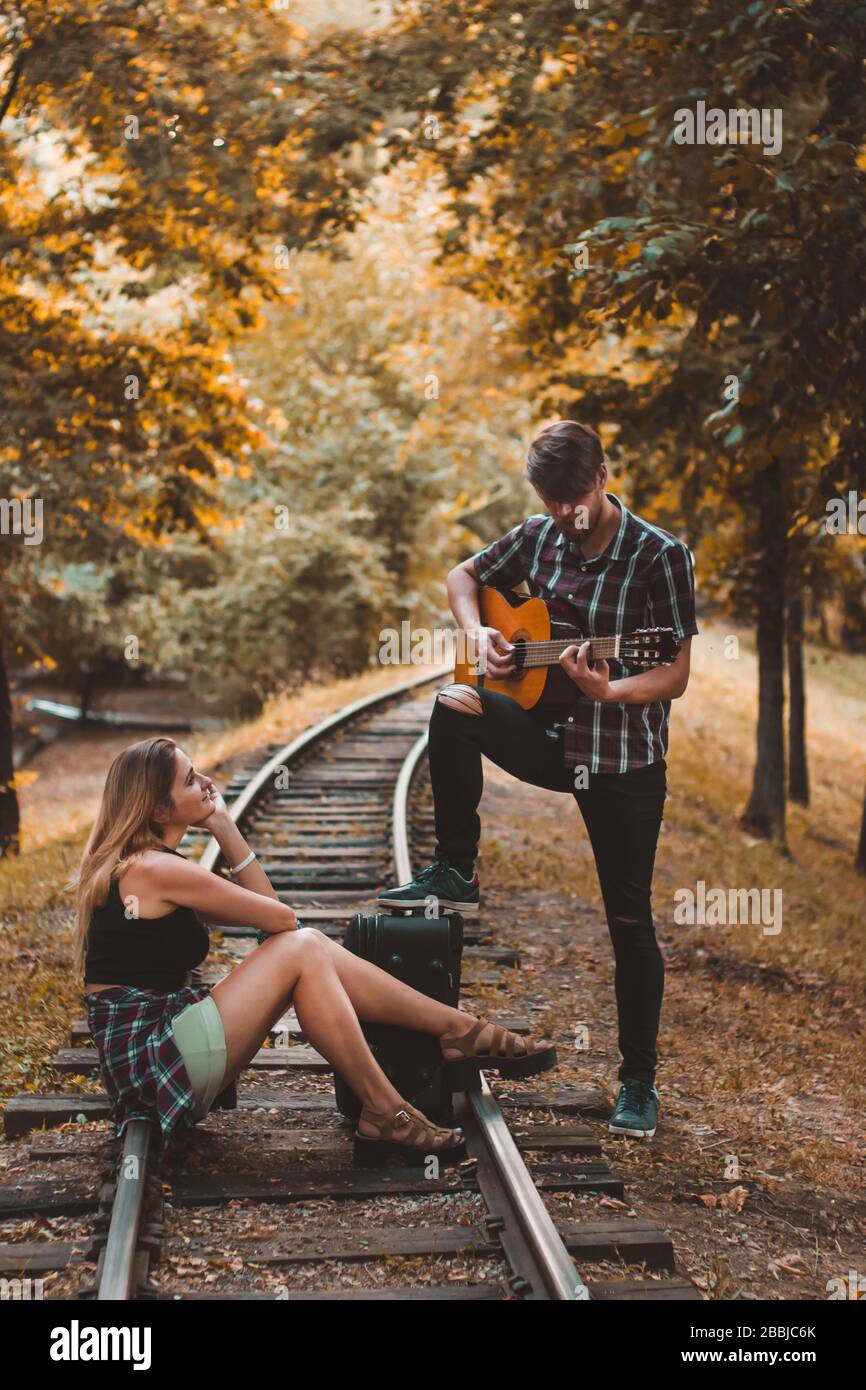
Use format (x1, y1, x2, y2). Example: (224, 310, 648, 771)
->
(83, 848, 210, 992)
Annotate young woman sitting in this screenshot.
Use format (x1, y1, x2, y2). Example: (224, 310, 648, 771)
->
(74, 736, 557, 1162)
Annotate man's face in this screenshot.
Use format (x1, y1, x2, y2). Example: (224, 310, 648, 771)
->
(533, 471, 605, 542)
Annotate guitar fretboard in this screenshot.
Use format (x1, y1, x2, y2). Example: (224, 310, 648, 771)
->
(520, 637, 620, 669)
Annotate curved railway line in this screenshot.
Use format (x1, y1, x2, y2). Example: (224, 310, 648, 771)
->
(1, 671, 700, 1302)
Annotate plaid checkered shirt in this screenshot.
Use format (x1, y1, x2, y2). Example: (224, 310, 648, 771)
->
(471, 493, 699, 774)
(85, 983, 212, 1141)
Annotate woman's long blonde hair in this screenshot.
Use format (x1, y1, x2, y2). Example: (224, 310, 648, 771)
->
(71, 736, 179, 976)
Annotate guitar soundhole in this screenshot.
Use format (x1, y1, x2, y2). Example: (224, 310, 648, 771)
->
(512, 638, 526, 674)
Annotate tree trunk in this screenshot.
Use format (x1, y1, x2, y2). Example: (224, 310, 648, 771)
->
(787, 591, 809, 805)
(741, 464, 786, 841)
(0, 629, 21, 857)
(856, 781, 866, 875)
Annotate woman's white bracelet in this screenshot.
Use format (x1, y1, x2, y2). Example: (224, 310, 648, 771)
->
(229, 849, 257, 875)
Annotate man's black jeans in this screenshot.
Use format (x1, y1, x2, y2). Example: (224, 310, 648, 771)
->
(428, 686, 667, 1085)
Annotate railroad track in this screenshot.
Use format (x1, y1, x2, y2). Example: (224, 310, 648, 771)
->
(1, 671, 700, 1301)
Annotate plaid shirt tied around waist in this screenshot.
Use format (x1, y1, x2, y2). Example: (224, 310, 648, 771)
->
(471, 493, 699, 774)
(84, 983, 212, 1142)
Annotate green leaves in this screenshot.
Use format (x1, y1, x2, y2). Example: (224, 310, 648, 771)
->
(740, 208, 771, 231)
(704, 399, 739, 429)
(568, 217, 643, 244)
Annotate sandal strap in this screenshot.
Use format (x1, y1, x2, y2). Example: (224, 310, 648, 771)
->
(442, 1016, 533, 1060)
(399, 1102, 459, 1143)
(439, 1017, 487, 1058)
(358, 1102, 456, 1146)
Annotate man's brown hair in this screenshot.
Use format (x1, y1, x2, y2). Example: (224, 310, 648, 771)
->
(524, 420, 604, 501)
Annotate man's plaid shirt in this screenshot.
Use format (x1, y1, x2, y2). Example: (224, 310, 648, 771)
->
(471, 493, 699, 774)
(85, 983, 211, 1142)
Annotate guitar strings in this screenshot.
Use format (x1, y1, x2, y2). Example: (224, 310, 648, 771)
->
(515, 637, 663, 669)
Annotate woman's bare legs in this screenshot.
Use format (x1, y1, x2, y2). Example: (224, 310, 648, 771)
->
(210, 929, 470, 1146)
(212, 928, 551, 1143)
(310, 929, 549, 1063)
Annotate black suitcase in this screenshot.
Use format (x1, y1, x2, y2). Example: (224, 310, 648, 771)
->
(333, 912, 464, 1127)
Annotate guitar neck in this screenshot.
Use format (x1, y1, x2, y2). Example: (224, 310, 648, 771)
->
(520, 637, 621, 669)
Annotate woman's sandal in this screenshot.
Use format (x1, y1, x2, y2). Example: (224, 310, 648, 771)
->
(439, 1016, 558, 1090)
(353, 1100, 466, 1167)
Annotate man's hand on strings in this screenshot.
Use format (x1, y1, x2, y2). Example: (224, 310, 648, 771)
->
(560, 641, 613, 702)
(467, 625, 516, 678)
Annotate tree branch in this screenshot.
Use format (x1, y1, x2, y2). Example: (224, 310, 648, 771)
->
(0, 48, 26, 130)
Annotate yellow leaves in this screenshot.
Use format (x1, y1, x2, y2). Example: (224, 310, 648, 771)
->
(622, 113, 651, 137)
(596, 122, 626, 148)
(603, 150, 636, 181)
(193, 504, 227, 530)
(787, 513, 813, 540)
(266, 407, 288, 432)
(532, 53, 578, 91)
(595, 113, 649, 148)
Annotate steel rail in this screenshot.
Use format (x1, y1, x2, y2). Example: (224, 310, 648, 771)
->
(392, 729, 590, 1301)
(391, 732, 429, 885)
(199, 668, 449, 875)
(95, 666, 447, 1300)
(97, 1119, 154, 1300)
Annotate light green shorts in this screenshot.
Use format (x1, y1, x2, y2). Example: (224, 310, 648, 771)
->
(170, 995, 227, 1121)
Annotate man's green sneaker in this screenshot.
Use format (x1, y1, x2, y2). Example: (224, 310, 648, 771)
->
(376, 859, 480, 916)
(608, 1079, 660, 1138)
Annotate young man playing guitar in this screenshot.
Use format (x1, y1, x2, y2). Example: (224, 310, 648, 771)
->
(378, 420, 699, 1139)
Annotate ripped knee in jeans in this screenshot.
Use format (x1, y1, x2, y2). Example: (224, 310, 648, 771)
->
(437, 683, 483, 715)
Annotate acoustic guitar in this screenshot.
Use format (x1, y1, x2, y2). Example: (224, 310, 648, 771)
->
(453, 586, 681, 713)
